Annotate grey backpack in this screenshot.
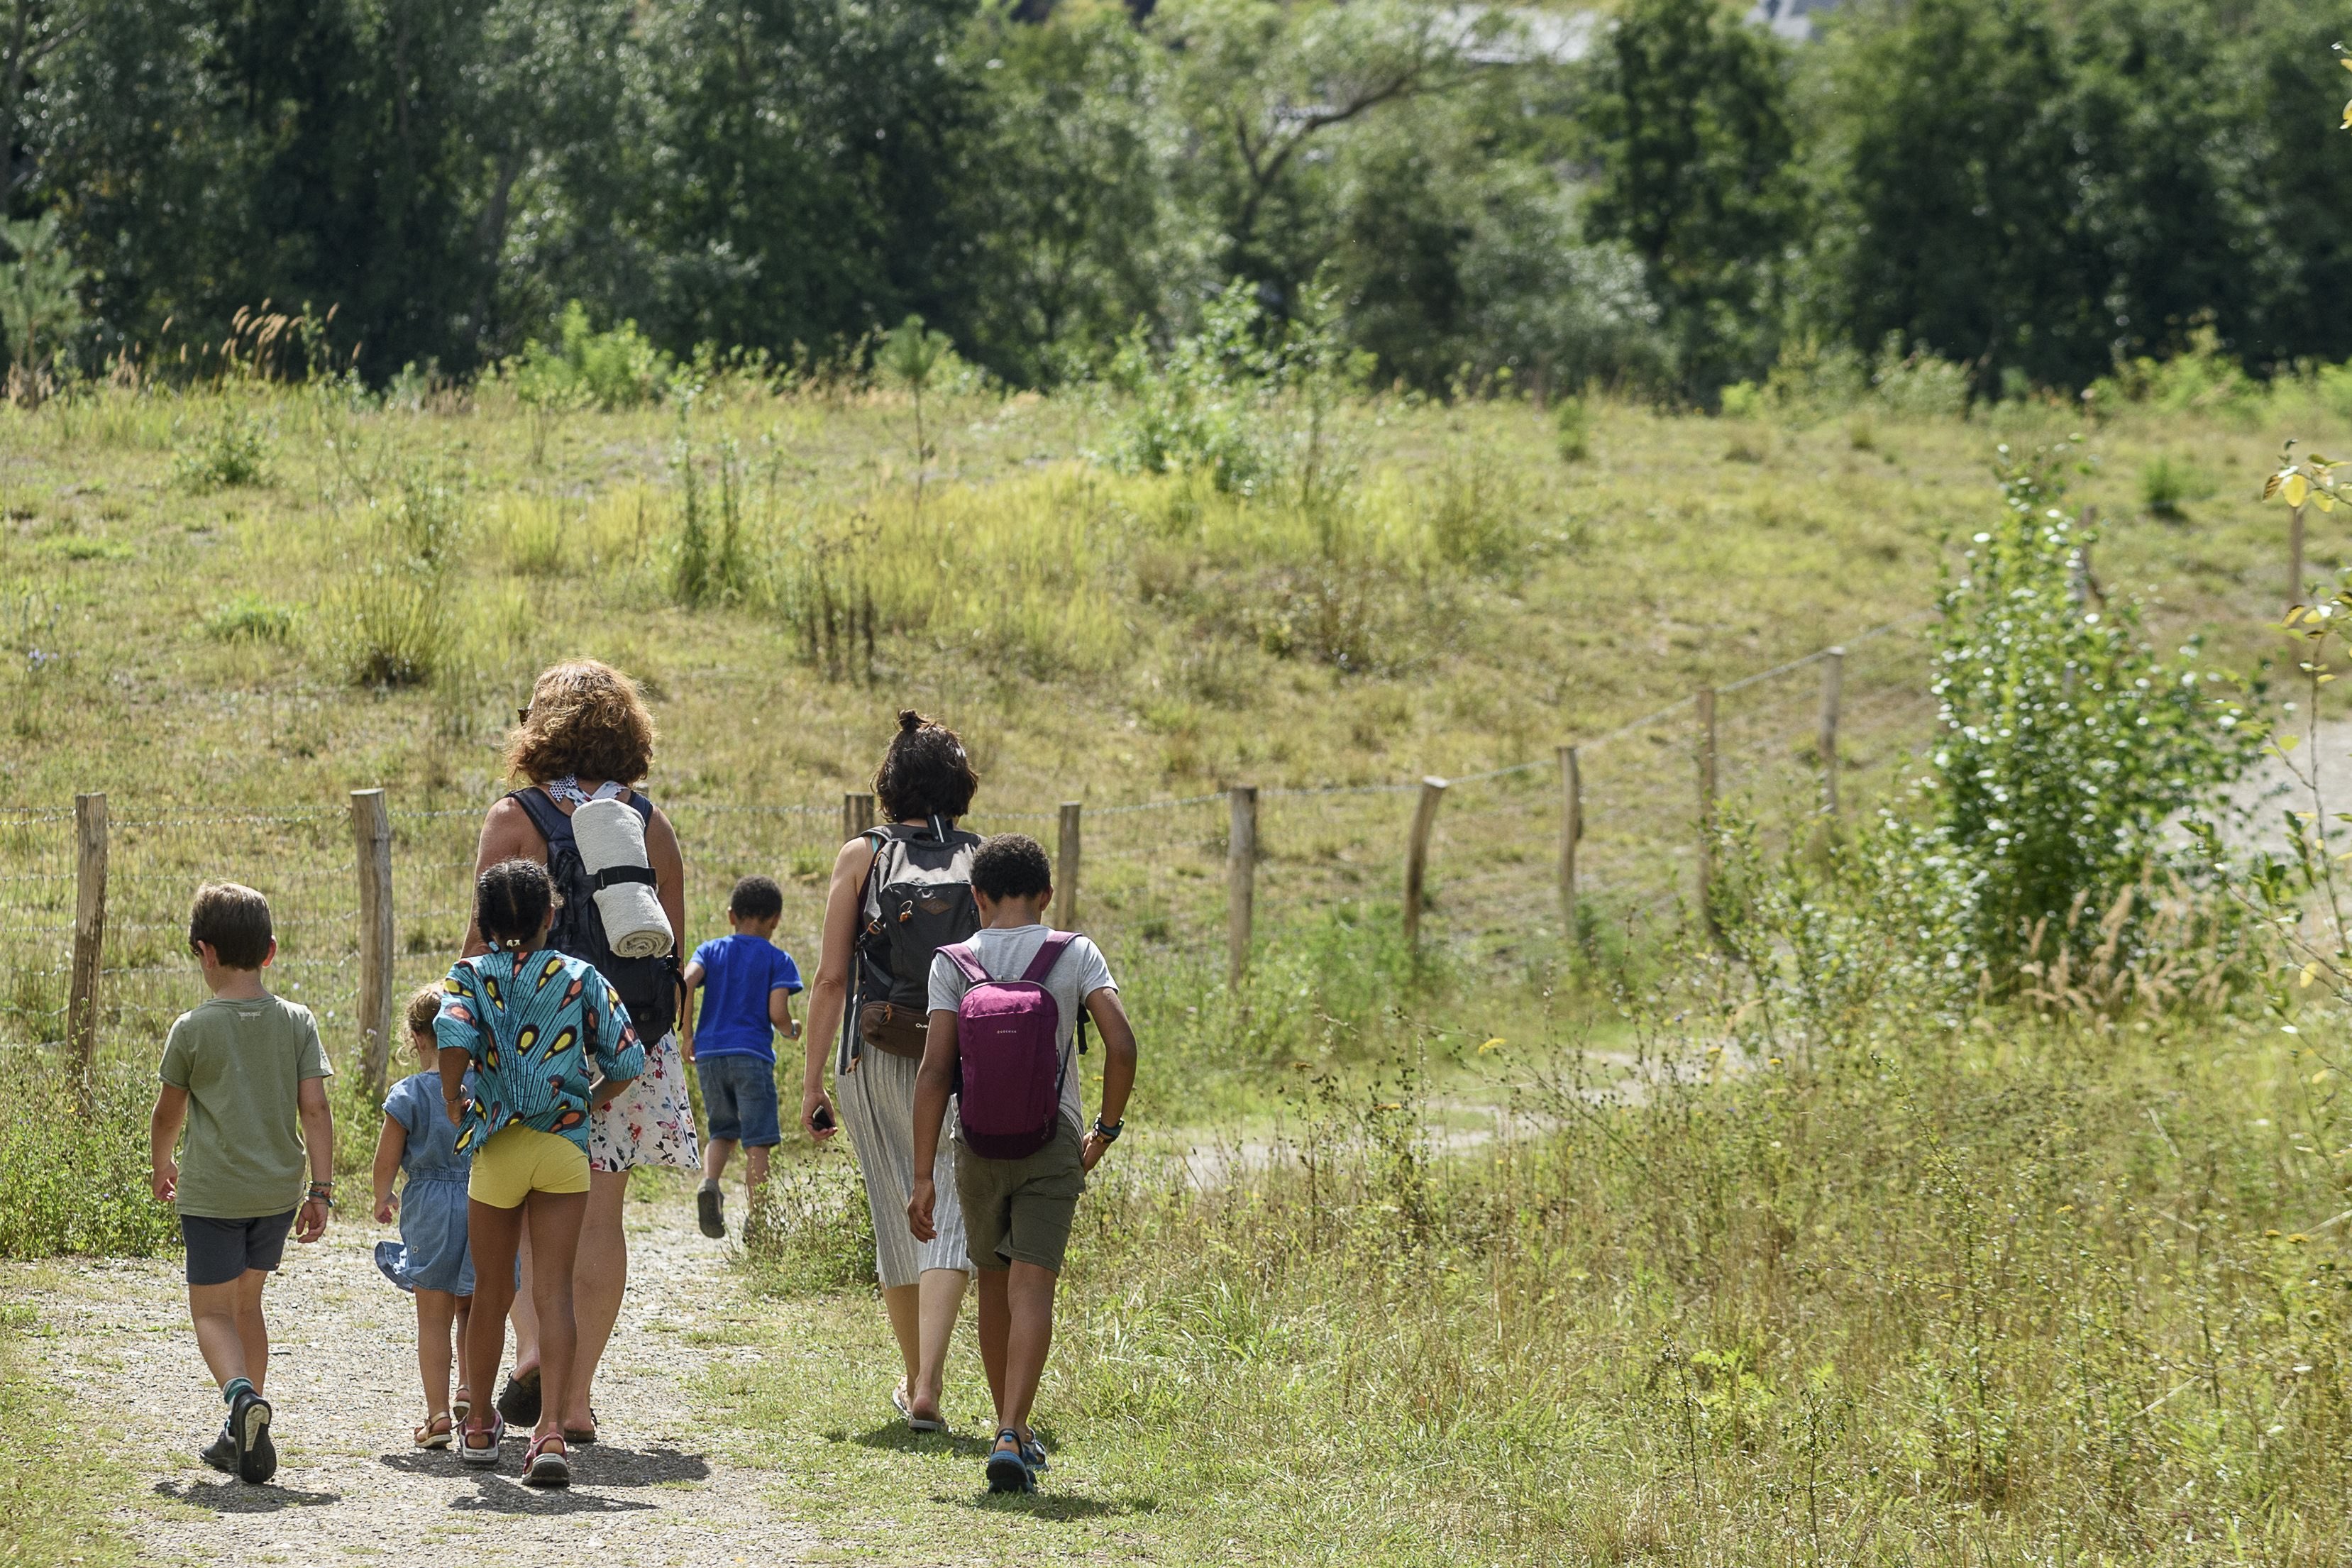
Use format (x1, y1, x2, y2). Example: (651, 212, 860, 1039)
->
(851, 818, 981, 1059)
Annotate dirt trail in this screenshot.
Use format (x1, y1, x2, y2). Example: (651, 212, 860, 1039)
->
(9, 1181, 810, 1567)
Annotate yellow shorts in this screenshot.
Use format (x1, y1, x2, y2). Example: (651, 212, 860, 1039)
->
(468, 1125, 590, 1208)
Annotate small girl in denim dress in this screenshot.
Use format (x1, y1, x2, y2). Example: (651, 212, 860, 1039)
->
(372, 985, 477, 1449)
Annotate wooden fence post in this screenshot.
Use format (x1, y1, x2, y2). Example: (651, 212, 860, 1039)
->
(350, 788, 394, 1098)
(68, 791, 106, 1109)
(1696, 688, 1718, 934)
(1227, 785, 1257, 990)
(1403, 776, 1448, 957)
(1556, 745, 1581, 944)
(2291, 502, 2308, 608)
(1056, 802, 1082, 931)
(1818, 649, 1844, 817)
(843, 791, 876, 844)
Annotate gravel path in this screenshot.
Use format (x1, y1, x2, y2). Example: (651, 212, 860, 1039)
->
(9, 1178, 813, 1567)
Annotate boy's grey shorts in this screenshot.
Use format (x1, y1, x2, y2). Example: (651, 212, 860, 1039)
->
(181, 1210, 297, 1286)
(955, 1121, 1086, 1274)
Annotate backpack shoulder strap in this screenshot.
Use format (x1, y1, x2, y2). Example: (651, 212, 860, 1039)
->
(508, 786, 570, 846)
(940, 942, 990, 988)
(1020, 932, 1076, 985)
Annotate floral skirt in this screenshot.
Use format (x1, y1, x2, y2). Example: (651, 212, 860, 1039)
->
(590, 1030, 700, 1173)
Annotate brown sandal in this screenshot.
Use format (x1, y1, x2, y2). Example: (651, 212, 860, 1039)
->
(414, 1413, 455, 1450)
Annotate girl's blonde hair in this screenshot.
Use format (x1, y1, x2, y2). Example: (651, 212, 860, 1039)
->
(404, 983, 443, 1048)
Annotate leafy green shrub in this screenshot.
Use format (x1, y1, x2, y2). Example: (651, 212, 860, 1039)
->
(330, 475, 465, 688)
(2138, 453, 2213, 519)
(203, 593, 295, 642)
(2091, 325, 2262, 421)
(0, 1060, 180, 1259)
(1870, 333, 1971, 420)
(1892, 441, 2258, 982)
(510, 301, 673, 416)
(1104, 280, 1369, 499)
(171, 407, 271, 490)
(1553, 396, 1591, 463)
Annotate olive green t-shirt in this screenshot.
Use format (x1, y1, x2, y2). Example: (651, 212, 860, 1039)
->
(158, 994, 332, 1219)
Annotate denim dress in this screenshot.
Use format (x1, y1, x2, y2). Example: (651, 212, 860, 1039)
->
(373, 1071, 475, 1296)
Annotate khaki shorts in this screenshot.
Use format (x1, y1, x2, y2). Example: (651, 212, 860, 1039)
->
(955, 1120, 1086, 1274)
(468, 1125, 591, 1208)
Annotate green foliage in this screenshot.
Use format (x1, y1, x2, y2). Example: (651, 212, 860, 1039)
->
(2093, 325, 2265, 420)
(0, 211, 84, 390)
(1584, 0, 1804, 397)
(0, 1061, 180, 1260)
(512, 302, 673, 414)
(1899, 441, 2260, 981)
(670, 433, 751, 609)
(740, 1152, 876, 1295)
(170, 407, 272, 490)
(1553, 395, 1591, 463)
(1105, 280, 1370, 497)
(951, 0, 1183, 385)
(2138, 453, 2214, 518)
(331, 475, 466, 688)
(202, 593, 296, 644)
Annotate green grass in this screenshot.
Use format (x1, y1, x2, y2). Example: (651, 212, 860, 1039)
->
(0, 1298, 133, 1566)
(711, 1000, 2352, 1566)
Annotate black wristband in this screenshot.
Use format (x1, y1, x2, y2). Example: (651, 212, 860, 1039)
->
(1091, 1117, 1123, 1144)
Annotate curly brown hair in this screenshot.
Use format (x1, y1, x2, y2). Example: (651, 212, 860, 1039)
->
(504, 659, 658, 784)
(873, 710, 980, 822)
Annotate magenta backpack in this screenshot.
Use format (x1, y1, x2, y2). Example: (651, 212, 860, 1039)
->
(941, 934, 1076, 1159)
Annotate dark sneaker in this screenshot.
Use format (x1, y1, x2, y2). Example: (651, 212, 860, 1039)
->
(697, 1186, 726, 1240)
(496, 1367, 541, 1427)
(985, 1428, 1034, 1494)
(200, 1423, 236, 1474)
(230, 1389, 275, 1484)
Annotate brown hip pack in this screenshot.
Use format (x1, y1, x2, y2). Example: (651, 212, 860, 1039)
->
(858, 1000, 929, 1059)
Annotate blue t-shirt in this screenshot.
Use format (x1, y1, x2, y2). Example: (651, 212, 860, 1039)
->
(690, 933, 803, 1063)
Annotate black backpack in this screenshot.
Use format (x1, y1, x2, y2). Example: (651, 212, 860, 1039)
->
(510, 787, 681, 1043)
(852, 818, 981, 1059)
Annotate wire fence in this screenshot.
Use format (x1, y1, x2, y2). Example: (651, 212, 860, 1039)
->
(0, 619, 1942, 1072)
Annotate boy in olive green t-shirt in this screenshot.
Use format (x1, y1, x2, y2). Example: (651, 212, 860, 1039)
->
(148, 883, 335, 1486)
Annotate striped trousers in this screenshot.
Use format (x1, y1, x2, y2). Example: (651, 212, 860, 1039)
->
(837, 1048, 971, 1286)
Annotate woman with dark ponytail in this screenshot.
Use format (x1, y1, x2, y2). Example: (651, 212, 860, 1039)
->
(800, 711, 981, 1432)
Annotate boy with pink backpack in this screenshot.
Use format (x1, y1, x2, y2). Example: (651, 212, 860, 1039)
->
(906, 833, 1137, 1494)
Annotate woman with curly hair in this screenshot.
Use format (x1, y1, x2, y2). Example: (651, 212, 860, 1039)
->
(461, 658, 700, 1444)
(799, 711, 981, 1433)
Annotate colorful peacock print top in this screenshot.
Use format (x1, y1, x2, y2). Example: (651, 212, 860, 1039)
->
(435, 949, 644, 1153)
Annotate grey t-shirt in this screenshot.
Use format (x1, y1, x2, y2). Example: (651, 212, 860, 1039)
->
(927, 926, 1115, 1136)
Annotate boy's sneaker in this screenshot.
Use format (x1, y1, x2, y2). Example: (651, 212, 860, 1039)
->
(985, 1428, 1034, 1494)
(697, 1185, 726, 1240)
(199, 1423, 236, 1474)
(230, 1388, 276, 1484)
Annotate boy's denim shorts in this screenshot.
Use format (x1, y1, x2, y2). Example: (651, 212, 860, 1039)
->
(696, 1052, 782, 1147)
(181, 1210, 297, 1286)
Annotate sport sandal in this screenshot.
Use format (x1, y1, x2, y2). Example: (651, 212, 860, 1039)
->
(524, 1432, 571, 1489)
(985, 1427, 1034, 1494)
(458, 1414, 507, 1469)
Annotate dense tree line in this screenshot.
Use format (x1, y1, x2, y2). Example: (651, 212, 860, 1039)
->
(4, 0, 2348, 399)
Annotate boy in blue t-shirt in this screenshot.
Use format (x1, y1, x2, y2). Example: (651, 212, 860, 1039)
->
(683, 875, 803, 1240)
